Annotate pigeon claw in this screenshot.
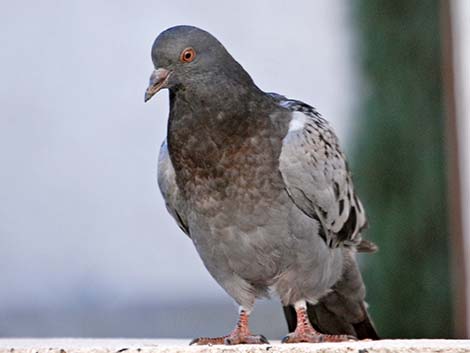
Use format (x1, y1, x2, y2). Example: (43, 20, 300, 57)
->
(282, 305, 356, 344)
(189, 336, 226, 345)
(190, 334, 269, 346)
(190, 308, 269, 345)
(282, 332, 356, 344)
(225, 334, 269, 345)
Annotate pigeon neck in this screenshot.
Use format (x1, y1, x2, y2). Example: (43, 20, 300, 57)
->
(169, 80, 267, 123)
(166, 86, 277, 171)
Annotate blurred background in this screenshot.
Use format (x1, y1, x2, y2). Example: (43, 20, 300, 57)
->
(0, 0, 468, 340)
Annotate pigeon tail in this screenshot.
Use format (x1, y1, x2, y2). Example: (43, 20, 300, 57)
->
(283, 300, 379, 340)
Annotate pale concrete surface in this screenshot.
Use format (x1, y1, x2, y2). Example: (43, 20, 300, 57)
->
(0, 339, 469, 353)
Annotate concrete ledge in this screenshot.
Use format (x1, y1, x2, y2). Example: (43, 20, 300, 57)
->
(0, 339, 469, 353)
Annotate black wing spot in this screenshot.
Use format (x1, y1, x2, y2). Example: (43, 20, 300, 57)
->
(333, 182, 340, 199)
(318, 207, 327, 219)
(339, 199, 344, 215)
(312, 213, 328, 244)
(319, 134, 332, 148)
(337, 207, 357, 242)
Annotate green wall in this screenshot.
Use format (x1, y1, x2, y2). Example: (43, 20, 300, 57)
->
(352, 0, 452, 338)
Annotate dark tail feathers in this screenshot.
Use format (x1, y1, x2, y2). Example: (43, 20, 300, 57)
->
(283, 301, 379, 340)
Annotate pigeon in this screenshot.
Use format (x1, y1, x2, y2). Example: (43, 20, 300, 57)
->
(145, 25, 379, 345)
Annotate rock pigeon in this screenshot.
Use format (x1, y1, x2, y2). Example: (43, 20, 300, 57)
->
(145, 25, 379, 345)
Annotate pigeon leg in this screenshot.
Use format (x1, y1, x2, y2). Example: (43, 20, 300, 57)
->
(282, 301, 356, 343)
(190, 308, 269, 345)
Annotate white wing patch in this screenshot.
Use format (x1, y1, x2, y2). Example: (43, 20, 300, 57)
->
(288, 111, 309, 132)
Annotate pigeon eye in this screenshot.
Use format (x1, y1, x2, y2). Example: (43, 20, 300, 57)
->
(180, 48, 196, 63)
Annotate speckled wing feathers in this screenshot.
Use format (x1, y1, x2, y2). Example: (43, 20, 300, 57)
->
(277, 98, 367, 248)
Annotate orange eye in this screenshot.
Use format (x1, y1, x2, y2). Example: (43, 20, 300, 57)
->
(180, 47, 196, 63)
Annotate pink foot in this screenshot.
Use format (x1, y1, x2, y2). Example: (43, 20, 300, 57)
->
(190, 309, 270, 345)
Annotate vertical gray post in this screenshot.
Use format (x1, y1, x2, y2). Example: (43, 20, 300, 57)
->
(442, 0, 469, 339)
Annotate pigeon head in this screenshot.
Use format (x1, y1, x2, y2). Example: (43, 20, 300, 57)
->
(145, 25, 255, 102)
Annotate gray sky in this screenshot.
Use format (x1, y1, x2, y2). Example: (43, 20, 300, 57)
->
(0, 0, 360, 310)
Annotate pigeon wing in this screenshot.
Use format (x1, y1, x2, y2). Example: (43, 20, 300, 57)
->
(277, 98, 367, 248)
(158, 139, 190, 236)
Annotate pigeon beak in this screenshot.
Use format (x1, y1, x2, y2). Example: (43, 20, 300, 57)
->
(144, 68, 171, 102)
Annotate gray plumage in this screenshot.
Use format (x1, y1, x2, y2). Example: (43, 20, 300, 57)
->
(158, 140, 189, 235)
(149, 25, 378, 339)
